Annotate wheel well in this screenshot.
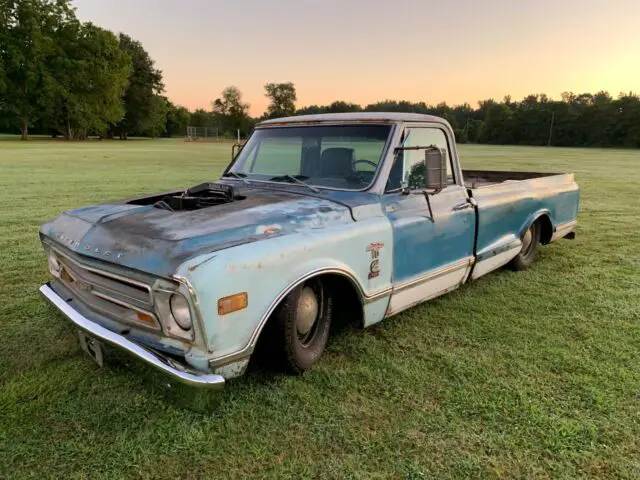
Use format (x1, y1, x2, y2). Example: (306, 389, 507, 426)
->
(252, 272, 364, 358)
(320, 273, 364, 330)
(536, 214, 553, 244)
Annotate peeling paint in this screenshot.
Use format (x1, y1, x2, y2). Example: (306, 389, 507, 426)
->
(38, 115, 580, 385)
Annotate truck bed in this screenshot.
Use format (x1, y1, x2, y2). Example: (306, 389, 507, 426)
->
(463, 170, 561, 188)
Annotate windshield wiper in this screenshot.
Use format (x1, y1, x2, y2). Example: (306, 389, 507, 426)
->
(222, 171, 249, 184)
(269, 174, 319, 193)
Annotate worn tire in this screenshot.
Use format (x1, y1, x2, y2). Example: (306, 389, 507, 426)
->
(272, 279, 332, 373)
(509, 221, 541, 271)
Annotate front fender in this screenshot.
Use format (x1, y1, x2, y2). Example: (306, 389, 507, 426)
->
(175, 218, 393, 363)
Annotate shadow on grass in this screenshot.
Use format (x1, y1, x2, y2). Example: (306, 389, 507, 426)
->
(92, 313, 369, 414)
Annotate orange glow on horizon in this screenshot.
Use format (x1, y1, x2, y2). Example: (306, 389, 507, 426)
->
(73, 0, 640, 117)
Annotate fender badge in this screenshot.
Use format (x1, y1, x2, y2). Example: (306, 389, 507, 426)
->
(366, 242, 384, 279)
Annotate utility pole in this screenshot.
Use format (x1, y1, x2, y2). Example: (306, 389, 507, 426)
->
(547, 111, 555, 146)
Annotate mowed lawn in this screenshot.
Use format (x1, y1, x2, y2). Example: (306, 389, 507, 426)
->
(0, 139, 638, 479)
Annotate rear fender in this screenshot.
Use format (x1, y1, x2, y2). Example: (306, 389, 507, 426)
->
(520, 209, 553, 241)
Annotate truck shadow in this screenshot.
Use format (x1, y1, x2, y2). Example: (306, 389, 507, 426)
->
(100, 310, 363, 413)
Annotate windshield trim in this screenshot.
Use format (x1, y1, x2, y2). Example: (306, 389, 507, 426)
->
(225, 123, 396, 193)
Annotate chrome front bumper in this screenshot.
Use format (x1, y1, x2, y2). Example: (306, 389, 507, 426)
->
(39, 283, 225, 389)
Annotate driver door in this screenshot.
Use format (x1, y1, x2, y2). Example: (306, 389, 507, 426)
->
(381, 125, 475, 315)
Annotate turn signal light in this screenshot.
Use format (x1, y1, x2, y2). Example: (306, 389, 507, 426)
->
(60, 268, 74, 283)
(218, 292, 248, 316)
(136, 312, 155, 325)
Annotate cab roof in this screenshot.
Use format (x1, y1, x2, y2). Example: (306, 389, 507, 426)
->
(257, 112, 449, 127)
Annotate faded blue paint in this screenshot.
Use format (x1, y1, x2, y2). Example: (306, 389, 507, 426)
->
(40, 188, 367, 278)
(381, 185, 475, 283)
(38, 114, 580, 380)
(176, 215, 393, 359)
(471, 173, 580, 255)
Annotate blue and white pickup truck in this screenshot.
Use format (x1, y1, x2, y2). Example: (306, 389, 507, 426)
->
(39, 113, 579, 388)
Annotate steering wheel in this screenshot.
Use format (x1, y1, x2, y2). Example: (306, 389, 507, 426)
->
(346, 159, 377, 186)
(353, 159, 377, 170)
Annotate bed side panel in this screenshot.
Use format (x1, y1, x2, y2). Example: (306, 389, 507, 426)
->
(471, 173, 579, 257)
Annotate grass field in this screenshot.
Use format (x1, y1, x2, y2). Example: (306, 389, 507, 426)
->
(0, 139, 638, 479)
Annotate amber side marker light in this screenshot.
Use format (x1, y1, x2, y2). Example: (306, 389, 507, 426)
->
(136, 312, 156, 326)
(60, 269, 74, 283)
(218, 292, 248, 315)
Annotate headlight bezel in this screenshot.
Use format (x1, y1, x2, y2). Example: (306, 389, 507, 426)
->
(152, 289, 195, 342)
(47, 250, 62, 278)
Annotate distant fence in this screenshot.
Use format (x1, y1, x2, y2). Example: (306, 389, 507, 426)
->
(185, 126, 246, 142)
(185, 126, 221, 142)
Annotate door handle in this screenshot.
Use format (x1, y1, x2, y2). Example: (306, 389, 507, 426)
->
(452, 202, 473, 211)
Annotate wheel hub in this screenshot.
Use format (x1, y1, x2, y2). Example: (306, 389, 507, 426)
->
(296, 286, 319, 335)
(521, 226, 534, 255)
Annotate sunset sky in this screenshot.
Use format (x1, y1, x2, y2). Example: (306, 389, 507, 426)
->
(74, 0, 640, 116)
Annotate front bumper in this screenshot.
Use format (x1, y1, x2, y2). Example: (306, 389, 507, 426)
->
(39, 283, 225, 389)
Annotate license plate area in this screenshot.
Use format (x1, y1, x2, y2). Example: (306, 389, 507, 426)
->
(78, 330, 104, 367)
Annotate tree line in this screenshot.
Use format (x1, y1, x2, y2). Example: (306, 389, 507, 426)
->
(192, 87, 640, 149)
(295, 92, 640, 148)
(2, 1, 639, 148)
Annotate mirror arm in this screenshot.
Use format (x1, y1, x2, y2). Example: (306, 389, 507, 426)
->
(231, 143, 244, 161)
(422, 187, 441, 223)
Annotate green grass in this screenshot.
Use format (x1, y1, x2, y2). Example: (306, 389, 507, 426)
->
(0, 139, 638, 479)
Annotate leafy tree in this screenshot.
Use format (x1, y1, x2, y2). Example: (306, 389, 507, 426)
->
(365, 100, 430, 113)
(50, 21, 130, 139)
(115, 33, 163, 139)
(296, 100, 361, 115)
(140, 94, 168, 138)
(165, 101, 190, 137)
(295, 105, 324, 115)
(324, 100, 361, 113)
(264, 82, 296, 118)
(211, 86, 251, 136)
(190, 108, 215, 128)
(0, 48, 5, 101)
(0, 0, 75, 139)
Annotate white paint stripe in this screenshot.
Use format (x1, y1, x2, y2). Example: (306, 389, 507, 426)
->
(551, 220, 577, 242)
(388, 264, 469, 316)
(392, 257, 473, 292)
(471, 245, 522, 280)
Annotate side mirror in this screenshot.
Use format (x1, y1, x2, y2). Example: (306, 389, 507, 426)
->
(424, 147, 447, 191)
(231, 143, 244, 161)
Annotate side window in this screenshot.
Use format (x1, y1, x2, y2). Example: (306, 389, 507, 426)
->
(386, 127, 455, 191)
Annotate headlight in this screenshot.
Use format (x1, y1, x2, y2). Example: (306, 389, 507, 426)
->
(48, 251, 61, 277)
(169, 294, 192, 330)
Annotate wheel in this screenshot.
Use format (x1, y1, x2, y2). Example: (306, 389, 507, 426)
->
(509, 221, 541, 271)
(272, 279, 332, 373)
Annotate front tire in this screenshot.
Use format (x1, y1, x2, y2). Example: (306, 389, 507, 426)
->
(509, 221, 541, 271)
(272, 279, 332, 373)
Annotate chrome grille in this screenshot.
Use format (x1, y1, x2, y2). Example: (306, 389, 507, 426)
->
(52, 248, 160, 331)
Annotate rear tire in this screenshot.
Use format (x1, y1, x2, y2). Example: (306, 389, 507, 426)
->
(272, 279, 332, 373)
(509, 221, 541, 271)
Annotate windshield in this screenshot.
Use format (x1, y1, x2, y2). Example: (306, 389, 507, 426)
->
(228, 125, 392, 190)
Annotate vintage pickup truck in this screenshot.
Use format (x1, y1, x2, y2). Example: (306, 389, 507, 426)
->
(39, 113, 579, 388)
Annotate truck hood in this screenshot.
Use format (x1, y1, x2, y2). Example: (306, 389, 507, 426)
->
(40, 188, 353, 278)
